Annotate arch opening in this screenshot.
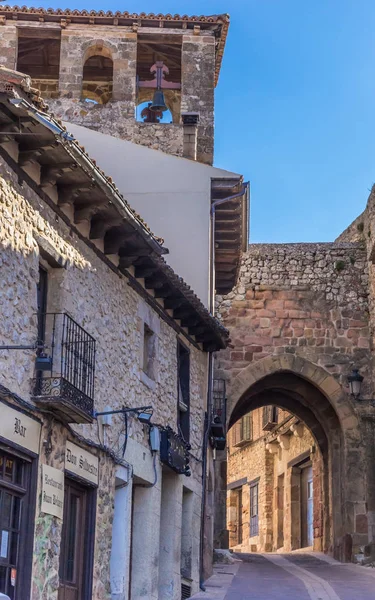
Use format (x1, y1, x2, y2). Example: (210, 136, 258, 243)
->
(218, 364, 364, 562)
(82, 53, 113, 105)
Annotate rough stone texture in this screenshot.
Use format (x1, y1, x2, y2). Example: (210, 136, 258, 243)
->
(0, 156, 206, 598)
(181, 35, 215, 165)
(3, 22, 215, 164)
(227, 412, 318, 554)
(0, 25, 17, 69)
(216, 243, 370, 391)
(214, 242, 375, 562)
(47, 97, 184, 157)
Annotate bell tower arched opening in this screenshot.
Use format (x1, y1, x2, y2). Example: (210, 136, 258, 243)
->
(82, 48, 113, 105)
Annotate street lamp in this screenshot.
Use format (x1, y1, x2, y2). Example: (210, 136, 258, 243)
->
(347, 369, 364, 400)
(94, 406, 153, 424)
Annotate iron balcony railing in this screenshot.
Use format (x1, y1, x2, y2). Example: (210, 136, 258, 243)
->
(32, 312, 96, 423)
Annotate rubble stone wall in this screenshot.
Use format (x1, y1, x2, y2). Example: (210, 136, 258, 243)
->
(0, 156, 206, 598)
(216, 243, 371, 393)
(1, 22, 215, 163)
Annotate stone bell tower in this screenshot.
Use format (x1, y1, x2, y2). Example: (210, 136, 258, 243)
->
(0, 6, 230, 164)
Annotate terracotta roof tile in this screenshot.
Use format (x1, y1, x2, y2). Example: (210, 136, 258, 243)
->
(0, 6, 229, 85)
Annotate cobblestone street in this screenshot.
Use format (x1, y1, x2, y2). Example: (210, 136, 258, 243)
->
(192, 554, 375, 600)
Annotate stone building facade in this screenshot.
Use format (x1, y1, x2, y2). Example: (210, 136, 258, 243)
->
(227, 406, 319, 554)
(214, 241, 375, 563)
(0, 7, 230, 165)
(0, 67, 230, 600)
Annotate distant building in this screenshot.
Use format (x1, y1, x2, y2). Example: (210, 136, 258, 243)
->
(227, 407, 318, 553)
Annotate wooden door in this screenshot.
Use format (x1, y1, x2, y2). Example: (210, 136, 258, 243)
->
(301, 465, 313, 548)
(58, 479, 87, 600)
(277, 474, 284, 549)
(0, 451, 28, 600)
(237, 487, 243, 545)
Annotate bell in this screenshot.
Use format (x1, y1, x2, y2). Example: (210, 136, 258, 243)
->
(150, 89, 167, 112)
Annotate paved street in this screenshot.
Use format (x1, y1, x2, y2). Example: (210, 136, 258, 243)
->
(191, 553, 375, 600)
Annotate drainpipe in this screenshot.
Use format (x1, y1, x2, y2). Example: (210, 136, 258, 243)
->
(199, 182, 249, 589)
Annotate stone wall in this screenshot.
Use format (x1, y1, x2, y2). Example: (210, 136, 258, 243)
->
(227, 409, 318, 554)
(216, 243, 371, 394)
(48, 97, 184, 156)
(0, 155, 206, 598)
(215, 241, 375, 561)
(1, 22, 215, 164)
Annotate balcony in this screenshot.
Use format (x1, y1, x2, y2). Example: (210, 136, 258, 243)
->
(32, 313, 96, 424)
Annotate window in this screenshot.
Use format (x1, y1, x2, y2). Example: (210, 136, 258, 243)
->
(232, 413, 252, 447)
(17, 28, 61, 97)
(250, 481, 259, 537)
(142, 324, 157, 381)
(37, 266, 48, 348)
(59, 478, 95, 600)
(262, 405, 278, 431)
(0, 447, 35, 600)
(177, 341, 190, 442)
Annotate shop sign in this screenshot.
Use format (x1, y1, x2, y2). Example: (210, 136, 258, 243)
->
(65, 441, 99, 485)
(41, 464, 64, 519)
(0, 401, 41, 454)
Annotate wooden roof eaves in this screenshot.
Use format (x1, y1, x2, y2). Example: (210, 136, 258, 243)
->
(0, 8, 230, 86)
(0, 67, 229, 350)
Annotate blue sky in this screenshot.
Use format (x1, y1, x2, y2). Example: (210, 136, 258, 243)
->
(16, 0, 375, 242)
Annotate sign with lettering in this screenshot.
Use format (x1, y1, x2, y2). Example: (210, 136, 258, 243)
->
(41, 464, 64, 519)
(65, 441, 99, 485)
(0, 401, 41, 454)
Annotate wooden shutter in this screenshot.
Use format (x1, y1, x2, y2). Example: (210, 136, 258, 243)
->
(232, 421, 241, 446)
(242, 414, 252, 442)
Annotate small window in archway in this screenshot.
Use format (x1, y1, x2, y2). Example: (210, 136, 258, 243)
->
(136, 101, 173, 124)
(82, 54, 113, 105)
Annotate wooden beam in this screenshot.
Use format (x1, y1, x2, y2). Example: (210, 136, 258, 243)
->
(188, 325, 207, 336)
(144, 278, 166, 290)
(180, 316, 201, 328)
(19, 142, 58, 166)
(173, 307, 193, 320)
(74, 204, 103, 224)
(163, 296, 186, 310)
(134, 265, 158, 278)
(154, 286, 174, 299)
(118, 255, 139, 269)
(89, 217, 119, 240)
(57, 183, 95, 206)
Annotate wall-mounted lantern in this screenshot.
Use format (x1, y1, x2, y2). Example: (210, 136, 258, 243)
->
(347, 368, 364, 399)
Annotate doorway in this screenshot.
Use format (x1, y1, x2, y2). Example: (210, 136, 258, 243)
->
(0, 447, 35, 600)
(277, 474, 284, 549)
(237, 487, 243, 545)
(301, 464, 313, 548)
(58, 478, 95, 600)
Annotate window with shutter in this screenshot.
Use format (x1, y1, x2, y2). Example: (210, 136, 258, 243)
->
(250, 482, 259, 537)
(232, 414, 252, 447)
(262, 405, 278, 430)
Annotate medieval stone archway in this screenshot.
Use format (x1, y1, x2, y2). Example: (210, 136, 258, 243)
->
(218, 354, 365, 561)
